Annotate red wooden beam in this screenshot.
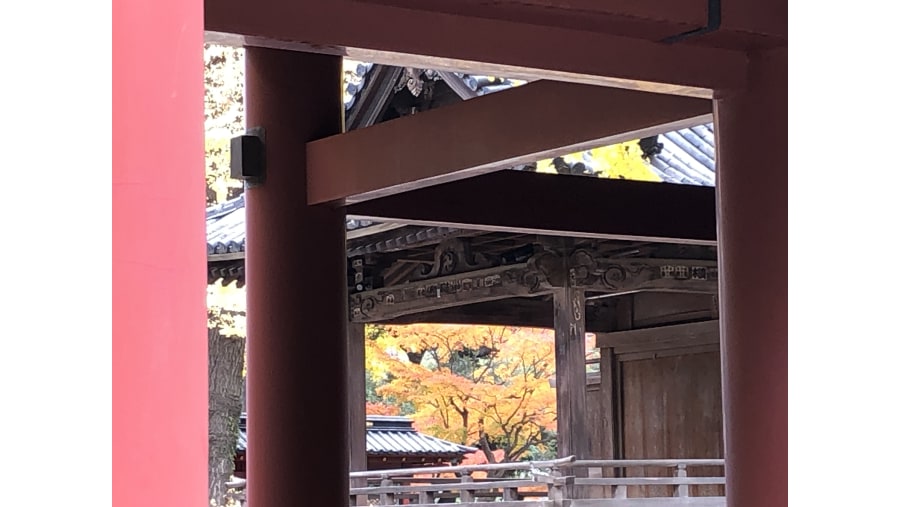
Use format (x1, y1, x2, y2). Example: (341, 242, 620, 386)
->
(204, 0, 749, 96)
(351, 0, 711, 41)
(307, 81, 712, 204)
(347, 171, 717, 245)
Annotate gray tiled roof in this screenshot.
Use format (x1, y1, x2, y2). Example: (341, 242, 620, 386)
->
(206, 194, 375, 257)
(235, 415, 475, 457)
(344, 61, 374, 113)
(644, 123, 716, 186)
(206, 196, 246, 255)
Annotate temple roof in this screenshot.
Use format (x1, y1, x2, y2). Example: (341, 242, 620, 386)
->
(235, 414, 476, 458)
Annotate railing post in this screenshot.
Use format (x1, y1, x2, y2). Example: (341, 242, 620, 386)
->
(459, 473, 474, 503)
(379, 477, 395, 505)
(549, 475, 575, 507)
(675, 464, 689, 498)
(350, 476, 368, 506)
(418, 490, 435, 504)
(502, 485, 521, 501)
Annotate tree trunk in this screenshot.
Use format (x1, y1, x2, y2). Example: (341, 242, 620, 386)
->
(208, 324, 246, 505)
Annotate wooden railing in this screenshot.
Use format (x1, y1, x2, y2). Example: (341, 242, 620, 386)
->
(349, 457, 725, 506)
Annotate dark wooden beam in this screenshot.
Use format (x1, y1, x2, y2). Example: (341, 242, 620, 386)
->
(616, 343, 720, 362)
(597, 319, 720, 353)
(205, 0, 749, 97)
(632, 292, 718, 328)
(309, 81, 711, 204)
(382, 296, 618, 332)
(348, 171, 717, 245)
(349, 262, 554, 322)
(351, 247, 717, 323)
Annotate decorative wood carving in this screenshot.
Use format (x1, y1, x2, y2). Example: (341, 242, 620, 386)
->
(568, 249, 718, 293)
(349, 260, 554, 322)
(412, 238, 496, 281)
(348, 244, 719, 323)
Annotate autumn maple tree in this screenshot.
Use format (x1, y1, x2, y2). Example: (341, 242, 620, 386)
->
(366, 324, 558, 463)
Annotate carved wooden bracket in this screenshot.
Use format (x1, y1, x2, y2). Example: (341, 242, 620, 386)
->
(412, 237, 495, 281)
(568, 248, 718, 293)
(349, 261, 553, 322)
(348, 245, 718, 323)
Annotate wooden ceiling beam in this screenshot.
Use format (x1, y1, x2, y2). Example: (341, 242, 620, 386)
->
(348, 171, 717, 245)
(205, 0, 748, 97)
(308, 80, 712, 204)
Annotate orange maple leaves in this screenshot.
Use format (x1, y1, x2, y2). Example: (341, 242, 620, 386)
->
(366, 324, 557, 462)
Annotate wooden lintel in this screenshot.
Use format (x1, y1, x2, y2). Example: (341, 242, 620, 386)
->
(569, 256, 719, 294)
(596, 319, 720, 353)
(348, 171, 717, 245)
(381, 296, 618, 332)
(617, 343, 720, 362)
(349, 262, 554, 322)
(309, 81, 711, 204)
(205, 0, 749, 98)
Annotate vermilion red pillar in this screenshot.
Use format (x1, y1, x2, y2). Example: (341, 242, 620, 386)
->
(714, 48, 787, 507)
(112, 0, 206, 505)
(244, 48, 348, 506)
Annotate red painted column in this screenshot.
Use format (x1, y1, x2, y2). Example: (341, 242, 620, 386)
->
(244, 48, 348, 506)
(714, 47, 787, 507)
(112, 0, 206, 505)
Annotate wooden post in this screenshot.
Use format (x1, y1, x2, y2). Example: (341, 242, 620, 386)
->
(554, 250, 590, 500)
(244, 49, 347, 507)
(459, 473, 474, 503)
(612, 295, 630, 463)
(714, 47, 787, 507)
(554, 282, 589, 461)
(598, 348, 620, 460)
(596, 295, 628, 465)
(348, 323, 368, 506)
